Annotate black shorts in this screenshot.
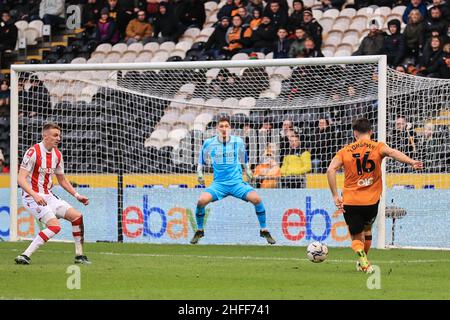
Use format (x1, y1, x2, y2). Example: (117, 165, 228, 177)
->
(343, 202, 379, 235)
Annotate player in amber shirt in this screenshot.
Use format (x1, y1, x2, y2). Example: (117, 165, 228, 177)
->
(327, 118, 423, 273)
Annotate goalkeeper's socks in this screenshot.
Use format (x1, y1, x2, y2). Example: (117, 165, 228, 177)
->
(195, 206, 206, 230)
(23, 225, 61, 257)
(72, 216, 84, 256)
(254, 202, 267, 229)
(364, 235, 372, 255)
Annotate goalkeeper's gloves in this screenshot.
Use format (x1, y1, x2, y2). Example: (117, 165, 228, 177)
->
(245, 165, 254, 183)
(197, 173, 205, 186)
(197, 165, 205, 186)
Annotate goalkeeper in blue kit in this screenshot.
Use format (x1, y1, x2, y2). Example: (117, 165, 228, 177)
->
(190, 116, 276, 245)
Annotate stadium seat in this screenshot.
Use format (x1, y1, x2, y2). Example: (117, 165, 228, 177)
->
(204, 1, 218, 13)
(339, 8, 356, 18)
(168, 128, 189, 142)
(205, 68, 220, 82)
(322, 8, 340, 19)
(223, 97, 239, 108)
(325, 31, 343, 47)
(374, 6, 391, 17)
(28, 20, 44, 38)
(264, 52, 274, 60)
(357, 7, 374, 16)
(391, 5, 406, 16)
(179, 83, 196, 95)
(71, 57, 87, 64)
(144, 42, 159, 53)
(332, 17, 351, 32)
(111, 43, 128, 55)
(312, 9, 322, 20)
(126, 42, 144, 53)
(318, 17, 334, 34)
(181, 28, 201, 42)
(24, 28, 39, 45)
(151, 51, 169, 62)
(271, 66, 292, 80)
(160, 112, 180, 126)
(157, 41, 176, 53)
(350, 15, 368, 30)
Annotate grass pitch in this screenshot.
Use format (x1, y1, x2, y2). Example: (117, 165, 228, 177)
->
(1, 242, 449, 300)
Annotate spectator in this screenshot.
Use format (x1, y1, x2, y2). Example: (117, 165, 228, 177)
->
(273, 26, 291, 58)
(302, 37, 324, 57)
(439, 43, 450, 78)
(265, 1, 288, 29)
(353, 19, 385, 56)
(11, 0, 40, 22)
(237, 7, 252, 28)
(288, 27, 307, 57)
(245, 7, 263, 38)
(246, 0, 264, 15)
(384, 19, 406, 67)
(259, 117, 273, 134)
(403, 9, 425, 63)
(417, 123, 446, 172)
(280, 134, 311, 188)
(424, 6, 448, 41)
(320, 0, 334, 12)
(0, 11, 18, 54)
(395, 64, 407, 72)
(0, 80, 9, 115)
(264, 0, 289, 16)
(417, 36, 444, 77)
(0, 149, 9, 173)
(204, 16, 230, 59)
(301, 9, 323, 49)
(431, 0, 449, 22)
(231, 0, 246, 17)
(310, 118, 337, 173)
(18, 74, 51, 118)
(222, 14, 245, 57)
(95, 8, 120, 44)
(152, 2, 183, 43)
(177, 0, 206, 29)
(125, 10, 153, 45)
(82, 0, 103, 36)
(403, 0, 428, 24)
(145, 0, 159, 24)
(254, 152, 281, 188)
(217, 0, 235, 21)
(105, 0, 132, 37)
(390, 116, 417, 172)
(279, 119, 298, 163)
(39, 0, 65, 32)
(249, 15, 277, 54)
(288, 0, 304, 32)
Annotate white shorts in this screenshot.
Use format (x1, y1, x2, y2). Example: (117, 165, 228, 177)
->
(22, 193, 72, 224)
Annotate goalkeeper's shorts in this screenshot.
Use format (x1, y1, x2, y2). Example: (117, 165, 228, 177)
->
(205, 181, 255, 202)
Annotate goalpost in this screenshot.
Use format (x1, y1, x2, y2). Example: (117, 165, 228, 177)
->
(8, 56, 450, 249)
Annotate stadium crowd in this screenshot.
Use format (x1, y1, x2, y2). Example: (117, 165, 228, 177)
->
(0, 0, 449, 181)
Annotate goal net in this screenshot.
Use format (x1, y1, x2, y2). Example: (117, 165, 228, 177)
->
(8, 57, 450, 249)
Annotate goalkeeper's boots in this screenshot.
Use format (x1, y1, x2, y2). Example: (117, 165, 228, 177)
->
(260, 230, 276, 245)
(190, 230, 204, 244)
(15, 254, 31, 265)
(74, 255, 92, 265)
(356, 250, 374, 274)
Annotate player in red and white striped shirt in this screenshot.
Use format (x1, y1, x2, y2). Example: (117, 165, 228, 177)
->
(15, 123, 91, 265)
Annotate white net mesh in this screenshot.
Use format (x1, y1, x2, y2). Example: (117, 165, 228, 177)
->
(12, 59, 450, 248)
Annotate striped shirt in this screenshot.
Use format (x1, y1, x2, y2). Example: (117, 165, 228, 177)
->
(20, 142, 64, 196)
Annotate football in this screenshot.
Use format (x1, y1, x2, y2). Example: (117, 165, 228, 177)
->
(306, 242, 328, 263)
